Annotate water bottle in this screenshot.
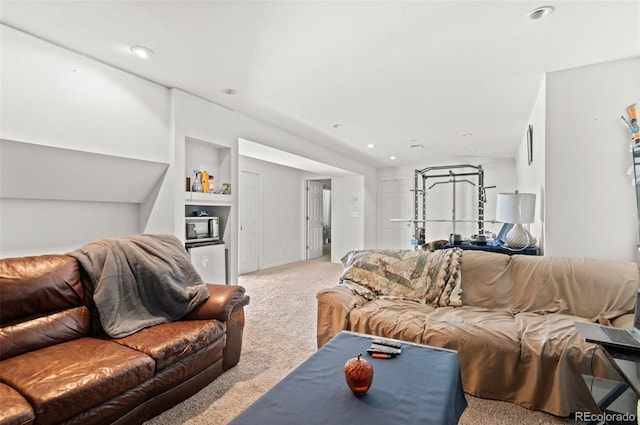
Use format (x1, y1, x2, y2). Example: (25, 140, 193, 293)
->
(192, 173, 203, 192)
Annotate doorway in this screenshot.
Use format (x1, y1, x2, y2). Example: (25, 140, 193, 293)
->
(306, 179, 332, 260)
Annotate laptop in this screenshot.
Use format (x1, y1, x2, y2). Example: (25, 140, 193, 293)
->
(575, 288, 640, 353)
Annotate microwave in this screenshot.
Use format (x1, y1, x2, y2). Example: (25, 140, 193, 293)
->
(185, 217, 219, 243)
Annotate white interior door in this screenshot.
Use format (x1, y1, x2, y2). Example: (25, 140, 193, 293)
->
(307, 180, 323, 259)
(239, 171, 259, 274)
(379, 178, 412, 249)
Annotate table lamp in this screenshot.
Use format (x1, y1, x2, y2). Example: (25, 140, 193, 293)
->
(495, 192, 536, 249)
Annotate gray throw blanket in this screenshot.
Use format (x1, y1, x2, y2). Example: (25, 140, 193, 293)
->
(68, 234, 209, 338)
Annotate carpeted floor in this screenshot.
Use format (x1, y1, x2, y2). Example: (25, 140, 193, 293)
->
(145, 252, 582, 425)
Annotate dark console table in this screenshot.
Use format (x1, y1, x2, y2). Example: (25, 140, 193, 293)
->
(443, 241, 539, 256)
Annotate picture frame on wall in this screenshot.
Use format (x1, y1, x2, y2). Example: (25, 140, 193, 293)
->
(527, 125, 533, 165)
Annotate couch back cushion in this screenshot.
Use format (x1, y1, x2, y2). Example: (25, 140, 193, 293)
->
(460, 251, 640, 321)
(509, 255, 640, 321)
(460, 251, 514, 309)
(0, 255, 89, 359)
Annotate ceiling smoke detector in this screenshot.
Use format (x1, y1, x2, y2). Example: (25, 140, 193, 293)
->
(223, 88, 237, 95)
(527, 6, 554, 20)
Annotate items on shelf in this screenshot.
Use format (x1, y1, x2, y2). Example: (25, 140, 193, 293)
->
(188, 170, 230, 195)
(192, 169, 203, 192)
(191, 210, 209, 217)
(191, 169, 216, 193)
(201, 171, 210, 193)
(622, 103, 639, 144)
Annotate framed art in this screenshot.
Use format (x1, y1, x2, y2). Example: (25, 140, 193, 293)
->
(527, 125, 533, 165)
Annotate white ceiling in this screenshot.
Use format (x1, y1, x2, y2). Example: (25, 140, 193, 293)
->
(2, 1, 639, 168)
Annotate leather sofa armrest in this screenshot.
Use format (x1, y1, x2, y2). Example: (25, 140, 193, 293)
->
(185, 284, 250, 322)
(316, 285, 368, 348)
(185, 284, 250, 371)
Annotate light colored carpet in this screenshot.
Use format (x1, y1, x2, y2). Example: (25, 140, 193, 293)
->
(145, 253, 581, 425)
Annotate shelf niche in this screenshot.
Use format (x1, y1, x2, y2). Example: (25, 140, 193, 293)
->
(185, 136, 231, 198)
(0, 139, 168, 203)
(184, 136, 233, 244)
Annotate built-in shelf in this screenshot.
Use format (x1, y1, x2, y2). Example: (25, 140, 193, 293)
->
(184, 137, 233, 251)
(185, 191, 232, 206)
(0, 139, 168, 203)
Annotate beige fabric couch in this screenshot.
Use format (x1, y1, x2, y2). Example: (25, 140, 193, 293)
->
(316, 250, 640, 417)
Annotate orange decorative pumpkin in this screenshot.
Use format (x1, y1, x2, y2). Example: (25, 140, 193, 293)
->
(344, 354, 374, 395)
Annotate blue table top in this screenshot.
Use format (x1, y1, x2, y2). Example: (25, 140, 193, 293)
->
(229, 331, 467, 425)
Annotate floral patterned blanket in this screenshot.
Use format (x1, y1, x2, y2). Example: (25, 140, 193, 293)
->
(340, 248, 463, 307)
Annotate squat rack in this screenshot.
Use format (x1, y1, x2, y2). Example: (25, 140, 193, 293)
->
(410, 164, 491, 245)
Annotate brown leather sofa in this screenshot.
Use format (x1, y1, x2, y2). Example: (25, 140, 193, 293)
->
(317, 249, 640, 417)
(0, 253, 249, 425)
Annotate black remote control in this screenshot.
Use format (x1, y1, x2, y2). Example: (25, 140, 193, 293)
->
(368, 343, 402, 355)
(372, 338, 402, 349)
(367, 346, 399, 357)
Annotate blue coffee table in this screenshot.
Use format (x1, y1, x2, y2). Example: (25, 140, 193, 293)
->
(229, 331, 467, 425)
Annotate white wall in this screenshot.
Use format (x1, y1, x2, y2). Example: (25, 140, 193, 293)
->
(0, 25, 378, 272)
(239, 155, 307, 269)
(170, 89, 240, 282)
(378, 158, 516, 243)
(0, 199, 140, 257)
(171, 88, 377, 277)
(232, 123, 378, 251)
(545, 57, 640, 261)
(516, 78, 546, 251)
(331, 175, 365, 263)
(0, 25, 172, 257)
(0, 27, 169, 161)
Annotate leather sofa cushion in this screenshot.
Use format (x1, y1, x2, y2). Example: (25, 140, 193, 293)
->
(0, 383, 34, 425)
(0, 337, 154, 425)
(0, 255, 83, 324)
(114, 320, 225, 371)
(0, 306, 90, 359)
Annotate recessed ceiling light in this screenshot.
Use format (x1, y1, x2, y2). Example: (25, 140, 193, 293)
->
(367, 144, 375, 148)
(527, 6, 554, 20)
(333, 123, 342, 128)
(130, 46, 153, 58)
(462, 133, 473, 138)
(390, 156, 396, 160)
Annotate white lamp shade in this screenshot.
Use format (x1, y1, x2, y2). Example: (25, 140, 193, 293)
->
(496, 193, 536, 224)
